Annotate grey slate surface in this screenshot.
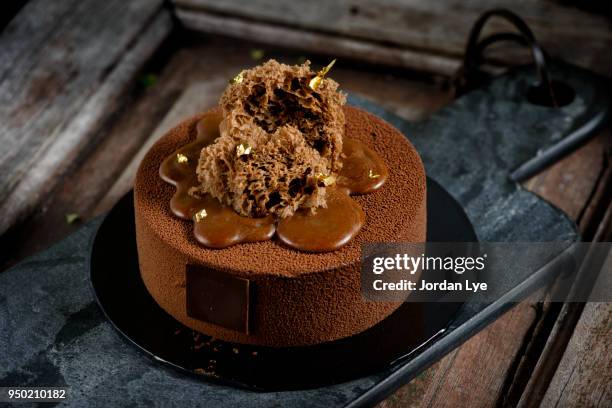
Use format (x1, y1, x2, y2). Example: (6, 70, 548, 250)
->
(1, 62, 606, 407)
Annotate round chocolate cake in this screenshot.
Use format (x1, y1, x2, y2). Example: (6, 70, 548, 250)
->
(134, 60, 426, 347)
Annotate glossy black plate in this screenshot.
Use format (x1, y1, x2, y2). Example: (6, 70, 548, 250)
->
(89, 177, 476, 391)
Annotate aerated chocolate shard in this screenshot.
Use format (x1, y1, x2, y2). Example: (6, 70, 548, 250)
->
(186, 265, 251, 334)
(196, 59, 346, 219)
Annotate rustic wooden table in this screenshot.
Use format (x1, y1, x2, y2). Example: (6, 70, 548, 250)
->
(1, 1, 610, 406)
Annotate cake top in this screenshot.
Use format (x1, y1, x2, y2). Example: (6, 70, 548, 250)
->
(193, 59, 346, 219)
(146, 107, 423, 266)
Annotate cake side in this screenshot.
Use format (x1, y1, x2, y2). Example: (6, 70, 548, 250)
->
(134, 105, 426, 346)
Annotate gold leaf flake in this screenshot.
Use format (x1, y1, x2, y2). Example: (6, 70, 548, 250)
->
(194, 209, 208, 222)
(308, 75, 323, 91)
(229, 72, 244, 85)
(368, 169, 380, 179)
(65, 213, 80, 224)
(176, 153, 189, 164)
(316, 173, 336, 186)
(308, 59, 337, 91)
(236, 143, 252, 157)
(319, 59, 336, 76)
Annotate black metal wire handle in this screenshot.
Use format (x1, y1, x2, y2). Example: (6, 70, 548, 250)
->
(453, 9, 558, 106)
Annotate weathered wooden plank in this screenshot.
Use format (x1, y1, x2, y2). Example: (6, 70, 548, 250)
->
(175, 9, 460, 75)
(538, 301, 612, 407)
(523, 129, 611, 223)
(0, 40, 200, 270)
(515, 185, 612, 408)
(0, 0, 172, 236)
(403, 300, 540, 407)
(576, 135, 612, 239)
(503, 144, 612, 407)
(174, 0, 612, 77)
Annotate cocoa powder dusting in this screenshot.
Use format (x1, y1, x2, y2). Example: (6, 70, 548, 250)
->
(194, 59, 346, 218)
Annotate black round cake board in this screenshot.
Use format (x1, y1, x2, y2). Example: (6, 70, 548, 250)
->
(89, 177, 476, 391)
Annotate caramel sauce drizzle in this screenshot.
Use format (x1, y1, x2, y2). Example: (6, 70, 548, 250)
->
(159, 113, 387, 252)
(276, 188, 364, 252)
(337, 138, 389, 194)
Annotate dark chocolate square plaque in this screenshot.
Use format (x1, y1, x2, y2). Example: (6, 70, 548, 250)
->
(185, 265, 250, 333)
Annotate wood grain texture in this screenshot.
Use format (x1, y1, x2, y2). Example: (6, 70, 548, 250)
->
(175, 9, 459, 75)
(516, 163, 612, 408)
(540, 301, 612, 408)
(173, 0, 612, 77)
(523, 130, 611, 223)
(376, 293, 548, 408)
(0, 0, 171, 236)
